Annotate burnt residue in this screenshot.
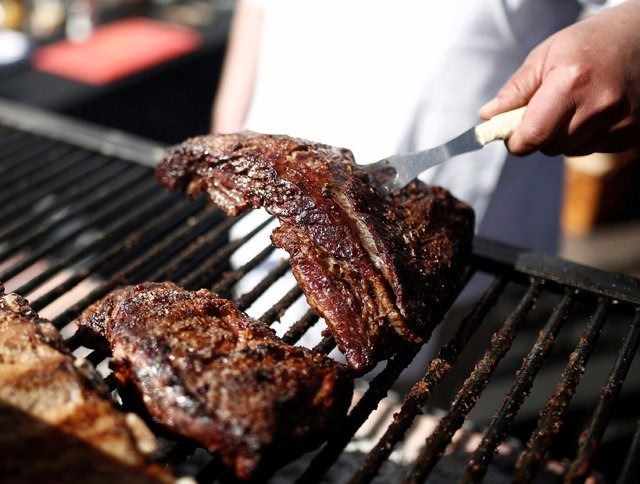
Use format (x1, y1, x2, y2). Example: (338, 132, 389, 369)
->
(513, 299, 609, 483)
(461, 289, 575, 483)
(403, 280, 542, 484)
(350, 275, 508, 484)
(565, 309, 640, 483)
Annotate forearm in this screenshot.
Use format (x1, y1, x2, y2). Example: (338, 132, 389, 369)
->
(211, 1, 263, 134)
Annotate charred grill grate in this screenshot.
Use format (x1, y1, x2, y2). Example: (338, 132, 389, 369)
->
(1, 100, 640, 483)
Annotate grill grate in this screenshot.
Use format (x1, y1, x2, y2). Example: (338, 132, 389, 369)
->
(1, 100, 640, 483)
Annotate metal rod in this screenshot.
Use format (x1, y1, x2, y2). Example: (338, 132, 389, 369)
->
(45, 199, 204, 333)
(0, 144, 84, 197)
(296, 267, 476, 484)
(50, 207, 221, 327)
(0, 128, 28, 150)
(314, 335, 336, 355)
(145, 213, 246, 282)
(0, 160, 130, 241)
(564, 309, 640, 483)
(0, 139, 63, 184)
(0, 134, 42, 171)
(178, 226, 274, 291)
(513, 299, 609, 483)
(0, 174, 156, 279)
(14, 191, 176, 296)
(102, 209, 225, 285)
(403, 280, 541, 484)
(0, 151, 102, 223)
(350, 275, 508, 484)
(296, 349, 421, 484)
(281, 310, 320, 345)
(259, 286, 303, 325)
(619, 417, 640, 484)
(210, 244, 276, 297)
(234, 258, 291, 311)
(461, 290, 574, 483)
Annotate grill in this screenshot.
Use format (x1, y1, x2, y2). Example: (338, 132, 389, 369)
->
(1, 98, 640, 483)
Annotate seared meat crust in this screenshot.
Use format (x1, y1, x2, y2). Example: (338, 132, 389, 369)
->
(156, 133, 474, 371)
(0, 285, 169, 483)
(76, 282, 353, 481)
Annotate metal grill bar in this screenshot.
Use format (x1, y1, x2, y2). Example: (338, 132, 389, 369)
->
(350, 275, 508, 484)
(513, 299, 609, 482)
(564, 309, 640, 483)
(295, 268, 476, 484)
(146, 213, 247, 282)
(30, 198, 204, 314)
(620, 417, 640, 484)
(0, 130, 29, 155)
(404, 281, 541, 483)
(0, 167, 150, 279)
(314, 335, 336, 354)
(281, 310, 320, 345)
(180, 239, 273, 291)
(15, 190, 176, 297)
(297, 349, 421, 484)
(259, 285, 303, 325)
(0, 161, 130, 241)
(0, 145, 85, 198)
(210, 244, 276, 296)
(50, 208, 221, 327)
(461, 290, 574, 482)
(235, 258, 291, 311)
(0, 151, 100, 223)
(0, 136, 50, 173)
(0, 140, 63, 187)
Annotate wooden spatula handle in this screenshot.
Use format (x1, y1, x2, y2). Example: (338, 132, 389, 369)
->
(475, 106, 527, 145)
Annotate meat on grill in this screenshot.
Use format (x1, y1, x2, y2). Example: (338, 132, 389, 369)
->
(156, 133, 475, 372)
(0, 284, 171, 483)
(75, 282, 354, 481)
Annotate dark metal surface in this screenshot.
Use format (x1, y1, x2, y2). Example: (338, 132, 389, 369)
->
(1, 103, 640, 483)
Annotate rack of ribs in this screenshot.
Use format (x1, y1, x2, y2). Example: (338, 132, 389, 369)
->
(0, 284, 171, 482)
(75, 282, 354, 481)
(156, 133, 475, 372)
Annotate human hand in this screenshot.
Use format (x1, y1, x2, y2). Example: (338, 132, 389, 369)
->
(479, 0, 640, 156)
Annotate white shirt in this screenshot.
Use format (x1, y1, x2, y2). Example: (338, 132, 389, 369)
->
(243, 0, 624, 252)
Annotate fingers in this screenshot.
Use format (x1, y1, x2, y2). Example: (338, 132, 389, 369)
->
(506, 68, 576, 156)
(478, 48, 546, 120)
(562, 124, 640, 156)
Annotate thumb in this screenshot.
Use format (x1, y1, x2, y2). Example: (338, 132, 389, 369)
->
(478, 53, 544, 120)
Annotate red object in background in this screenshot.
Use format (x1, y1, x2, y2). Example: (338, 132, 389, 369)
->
(32, 17, 202, 85)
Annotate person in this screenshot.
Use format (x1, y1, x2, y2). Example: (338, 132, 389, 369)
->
(212, 0, 638, 255)
(212, 0, 639, 370)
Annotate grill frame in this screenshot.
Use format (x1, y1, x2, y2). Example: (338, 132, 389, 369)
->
(1, 99, 640, 483)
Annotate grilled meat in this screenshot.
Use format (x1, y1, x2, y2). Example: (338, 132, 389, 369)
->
(156, 133, 474, 372)
(0, 284, 171, 483)
(75, 282, 354, 481)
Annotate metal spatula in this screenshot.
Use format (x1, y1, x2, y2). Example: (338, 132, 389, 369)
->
(363, 106, 526, 195)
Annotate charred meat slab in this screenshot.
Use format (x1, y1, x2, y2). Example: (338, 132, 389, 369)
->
(75, 282, 354, 481)
(156, 133, 474, 372)
(0, 284, 170, 483)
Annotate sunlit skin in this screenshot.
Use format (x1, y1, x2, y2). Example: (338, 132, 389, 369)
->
(480, 0, 640, 157)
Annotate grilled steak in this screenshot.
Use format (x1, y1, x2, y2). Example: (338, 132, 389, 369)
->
(0, 284, 171, 483)
(75, 282, 354, 481)
(156, 133, 474, 372)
